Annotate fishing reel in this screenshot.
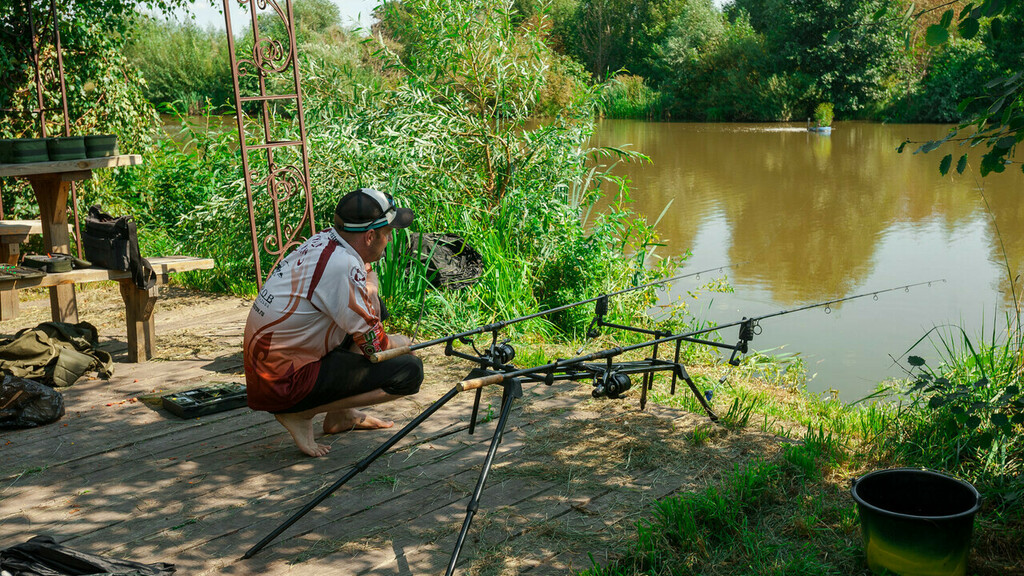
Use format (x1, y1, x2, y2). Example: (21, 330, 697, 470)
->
(489, 340, 516, 365)
(592, 371, 631, 399)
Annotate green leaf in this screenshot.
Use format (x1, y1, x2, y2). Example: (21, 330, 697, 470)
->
(991, 413, 1009, 427)
(904, 1, 916, 21)
(1006, 385, 1020, 396)
(991, 17, 1002, 39)
(996, 136, 1016, 149)
(940, 9, 954, 28)
(929, 396, 947, 409)
(959, 17, 980, 39)
(976, 431, 994, 448)
(1012, 413, 1024, 424)
(956, 154, 968, 174)
(896, 140, 909, 153)
(826, 30, 841, 45)
(908, 355, 926, 366)
(959, 3, 975, 19)
(939, 154, 952, 175)
(872, 1, 889, 20)
(966, 415, 982, 429)
(925, 24, 949, 46)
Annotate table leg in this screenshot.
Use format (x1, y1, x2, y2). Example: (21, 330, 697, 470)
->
(29, 175, 78, 323)
(0, 233, 27, 266)
(0, 290, 19, 320)
(119, 279, 159, 362)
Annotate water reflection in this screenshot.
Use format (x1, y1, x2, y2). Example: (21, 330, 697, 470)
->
(591, 120, 1023, 398)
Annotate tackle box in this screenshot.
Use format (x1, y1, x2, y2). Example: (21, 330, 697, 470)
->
(161, 382, 247, 418)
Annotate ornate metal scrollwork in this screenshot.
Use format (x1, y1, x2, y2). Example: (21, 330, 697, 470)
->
(223, 0, 315, 288)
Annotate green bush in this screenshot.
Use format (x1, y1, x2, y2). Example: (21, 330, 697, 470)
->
(813, 102, 833, 126)
(888, 38, 1004, 123)
(597, 75, 664, 119)
(125, 17, 234, 113)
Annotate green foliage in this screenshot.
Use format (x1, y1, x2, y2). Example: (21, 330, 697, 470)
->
(884, 320, 1024, 503)
(885, 0, 1024, 176)
(813, 102, 834, 127)
(597, 74, 664, 119)
(891, 37, 1003, 123)
(582, 456, 862, 576)
(125, 17, 234, 113)
(0, 0, 170, 219)
(558, 0, 688, 81)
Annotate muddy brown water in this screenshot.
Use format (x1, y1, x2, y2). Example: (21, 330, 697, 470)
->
(590, 120, 1024, 400)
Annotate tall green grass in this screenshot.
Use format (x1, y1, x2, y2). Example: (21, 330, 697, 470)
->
(597, 75, 664, 120)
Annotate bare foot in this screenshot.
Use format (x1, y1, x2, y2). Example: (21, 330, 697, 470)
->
(275, 413, 331, 457)
(323, 408, 394, 434)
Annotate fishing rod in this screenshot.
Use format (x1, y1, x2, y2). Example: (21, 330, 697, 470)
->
(243, 278, 944, 572)
(456, 279, 947, 393)
(370, 262, 740, 364)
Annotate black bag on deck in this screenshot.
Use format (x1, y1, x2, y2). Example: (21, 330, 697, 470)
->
(0, 375, 64, 429)
(81, 205, 156, 290)
(0, 534, 175, 575)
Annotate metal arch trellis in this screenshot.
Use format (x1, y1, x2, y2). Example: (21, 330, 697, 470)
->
(222, 0, 316, 288)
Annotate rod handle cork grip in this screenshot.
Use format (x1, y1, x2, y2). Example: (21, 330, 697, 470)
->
(457, 374, 505, 392)
(370, 346, 411, 363)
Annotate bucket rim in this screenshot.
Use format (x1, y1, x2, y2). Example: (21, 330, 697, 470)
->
(851, 467, 981, 521)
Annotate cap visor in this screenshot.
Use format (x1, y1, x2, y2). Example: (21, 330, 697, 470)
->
(391, 207, 415, 229)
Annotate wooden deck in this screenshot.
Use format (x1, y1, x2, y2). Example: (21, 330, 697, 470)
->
(0, 285, 783, 575)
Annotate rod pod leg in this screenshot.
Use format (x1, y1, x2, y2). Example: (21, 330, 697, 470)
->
(673, 364, 718, 422)
(445, 379, 521, 575)
(243, 386, 462, 559)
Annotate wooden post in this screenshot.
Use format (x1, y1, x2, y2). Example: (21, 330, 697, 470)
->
(0, 289, 18, 320)
(28, 174, 79, 323)
(119, 279, 159, 362)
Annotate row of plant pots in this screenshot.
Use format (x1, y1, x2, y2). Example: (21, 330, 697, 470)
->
(0, 135, 119, 164)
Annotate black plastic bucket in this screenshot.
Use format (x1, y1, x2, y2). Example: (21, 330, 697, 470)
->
(851, 468, 981, 576)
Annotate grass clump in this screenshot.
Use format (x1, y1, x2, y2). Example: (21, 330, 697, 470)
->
(597, 75, 664, 120)
(584, 313, 1023, 575)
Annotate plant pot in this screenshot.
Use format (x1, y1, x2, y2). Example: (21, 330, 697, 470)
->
(84, 134, 118, 158)
(46, 136, 87, 161)
(852, 468, 980, 576)
(0, 139, 14, 163)
(9, 138, 50, 164)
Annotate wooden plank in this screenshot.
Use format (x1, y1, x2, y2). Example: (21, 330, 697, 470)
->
(0, 257, 216, 290)
(0, 155, 143, 178)
(0, 220, 44, 235)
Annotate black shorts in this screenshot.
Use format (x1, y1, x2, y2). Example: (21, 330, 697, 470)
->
(275, 346, 423, 414)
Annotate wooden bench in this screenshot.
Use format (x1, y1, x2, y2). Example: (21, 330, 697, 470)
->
(0, 219, 77, 320)
(0, 255, 216, 362)
(0, 219, 74, 265)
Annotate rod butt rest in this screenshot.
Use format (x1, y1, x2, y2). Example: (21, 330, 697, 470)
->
(370, 345, 411, 363)
(457, 374, 504, 392)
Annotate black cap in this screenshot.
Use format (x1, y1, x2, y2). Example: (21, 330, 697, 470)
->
(334, 188, 415, 232)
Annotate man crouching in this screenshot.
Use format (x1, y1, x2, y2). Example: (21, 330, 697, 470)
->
(243, 188, 423, 457)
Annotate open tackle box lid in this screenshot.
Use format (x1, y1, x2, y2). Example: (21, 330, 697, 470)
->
(161, 382, 247, 419)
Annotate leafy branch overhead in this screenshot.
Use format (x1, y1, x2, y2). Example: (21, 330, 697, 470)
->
(879, 0, 1023, 176)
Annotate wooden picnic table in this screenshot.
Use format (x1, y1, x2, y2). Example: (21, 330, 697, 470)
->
(0, 154, 143, 324)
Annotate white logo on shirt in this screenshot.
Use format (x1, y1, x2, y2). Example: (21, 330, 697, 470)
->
(350, 266, 366, 286)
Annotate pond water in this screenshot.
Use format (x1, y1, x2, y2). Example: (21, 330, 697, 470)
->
(589, 120, 1024, 400)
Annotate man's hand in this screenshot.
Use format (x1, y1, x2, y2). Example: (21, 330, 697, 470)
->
(388, 334, 414, 354)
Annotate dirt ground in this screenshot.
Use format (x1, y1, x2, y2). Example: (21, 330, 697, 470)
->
(1, 283, 788, 575)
